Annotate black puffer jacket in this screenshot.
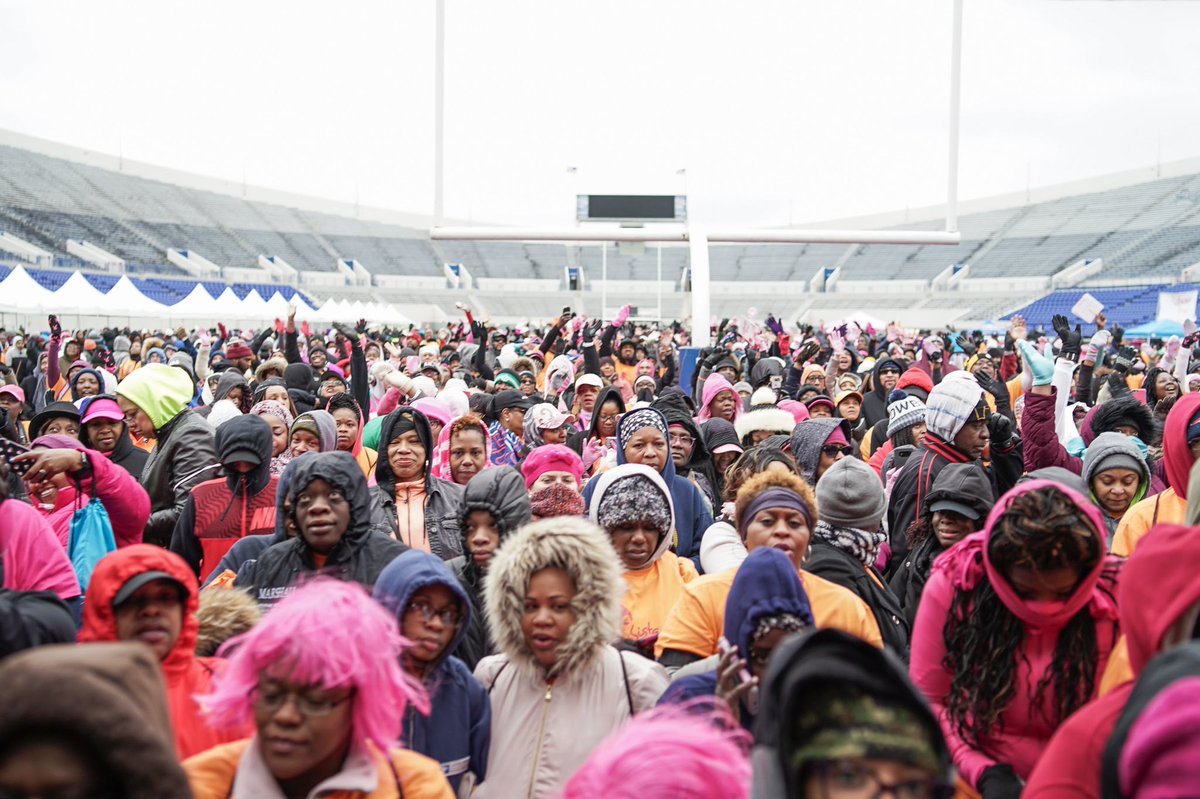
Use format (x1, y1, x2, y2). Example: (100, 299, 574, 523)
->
(369, 406, 465, 559)
(447, 466, 531, 669)
(236, 451, 407, 609)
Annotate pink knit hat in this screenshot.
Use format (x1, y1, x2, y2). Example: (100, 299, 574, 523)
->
(520, 444, 584, 489)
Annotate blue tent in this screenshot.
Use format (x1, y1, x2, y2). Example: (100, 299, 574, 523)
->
(1123, 319, 1185, 339)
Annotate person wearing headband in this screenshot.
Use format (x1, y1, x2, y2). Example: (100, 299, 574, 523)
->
(655, 469, 881, 673)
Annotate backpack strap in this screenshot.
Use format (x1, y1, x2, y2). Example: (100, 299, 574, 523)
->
(618, 649, 634, 716)
(1152, 494, 1161, 526)
(484, 659, 510, 695)
(388, 757, 405, 798)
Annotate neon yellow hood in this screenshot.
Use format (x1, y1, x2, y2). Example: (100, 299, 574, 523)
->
(116, 363, 195, 430)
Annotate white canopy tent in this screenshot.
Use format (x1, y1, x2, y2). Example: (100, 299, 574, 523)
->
(105, 276, 169, 317)
(0, 266, 57, 314)
(170, 284, 223, 320)
(50, 271, 111, 315)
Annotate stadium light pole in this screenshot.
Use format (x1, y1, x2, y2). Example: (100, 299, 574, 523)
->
(434, 0, 446, 225)
(947, 0, 963, 233)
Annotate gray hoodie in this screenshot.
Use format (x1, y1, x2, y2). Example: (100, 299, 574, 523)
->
(789, 417, 852, 484)
(1081, 431, 1150, 542)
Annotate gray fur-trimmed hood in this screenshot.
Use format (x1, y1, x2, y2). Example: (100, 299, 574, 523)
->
(484, 516, 624, 679)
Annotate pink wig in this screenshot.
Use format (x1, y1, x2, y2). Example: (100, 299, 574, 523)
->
(199, 579, 429, 753)
(561, 701, 751, 799)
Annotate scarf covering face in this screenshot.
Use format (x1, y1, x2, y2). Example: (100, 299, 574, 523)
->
(813, 520, 887, 569)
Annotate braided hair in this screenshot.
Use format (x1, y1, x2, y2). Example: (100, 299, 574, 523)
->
(942, 486, 1103, 748)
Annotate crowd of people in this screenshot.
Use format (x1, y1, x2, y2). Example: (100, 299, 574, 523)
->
(1, 302, 1199, 798)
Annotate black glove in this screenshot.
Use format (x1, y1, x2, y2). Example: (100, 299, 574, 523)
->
(470, 319, 488, 342)
(1113, 346, 1137, 375)
(987, 411, 1015, 449)
(794, 341, 821, 365)
(977, 764, 1023, 799)
(581, 319, 603, 344)
(1052, 314, 1082, 361)
(1112, 325, 1124, 347)
(48, 315, 61, 338)
(705, 349, 727, 368)
(332, 322, 358, 341)
(955, 332, 976, 355)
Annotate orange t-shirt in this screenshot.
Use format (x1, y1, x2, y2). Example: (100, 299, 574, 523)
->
(654, 566, 883, 659)
(621, 551, 697, 644)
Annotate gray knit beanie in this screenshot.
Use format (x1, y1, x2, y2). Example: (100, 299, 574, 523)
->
(815, 457, 887, 531)
(595, 474, 672, 536)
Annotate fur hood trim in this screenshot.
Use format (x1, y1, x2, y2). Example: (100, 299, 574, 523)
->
(484, 516, 624, 679)
(735, 406, 798, 442)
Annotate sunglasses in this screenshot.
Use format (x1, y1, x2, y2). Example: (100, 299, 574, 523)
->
(821, 445, 853, 458)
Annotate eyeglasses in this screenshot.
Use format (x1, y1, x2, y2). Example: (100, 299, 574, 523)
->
(406, 599, 462, 628)
(671, 433, 695, 447)
(821, 445, 853, 458)
(814, 760, 954, 799)
(253, 684, 354, 717)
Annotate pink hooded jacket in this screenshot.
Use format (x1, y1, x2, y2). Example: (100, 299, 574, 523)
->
(909, 480, 1121, 788)
(694, 374, 743, 425)
(30, 436, 148, 550)
(0, 498, 81, 600)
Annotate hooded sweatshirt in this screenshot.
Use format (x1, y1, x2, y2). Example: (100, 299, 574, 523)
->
(694, 372, 744, 425)
(118, 363, 219, 546)
(1081, 431, 1151, 545)
(371, 407, 466, 559)
(170, 414, 279, 581)
(197, 370, 248, 418)
(473, 517, 669, 799)
(78, 545, 251, 758)
(653, 391, 718, 508)
(909, 480, 1122, 788)
(860, 357, 903, 428)
(446, 466, 530, 669)
(789, 417, 852, 484)
(202, 453, 305, 589)
(1098, 643, 1200, 799)
(1112, 392, 1200, 556)
(662, 547, 814, 728)
(1025, 523, 1200, 799)
(372, 551, 491, 793)
(589, 463, 698, 645)
(580, 407, 715, 572)
(236, 452, 408, 609)
(0, 642, 193, 798)
(750, 628, 953, 799)
(292, 409, 338, 452)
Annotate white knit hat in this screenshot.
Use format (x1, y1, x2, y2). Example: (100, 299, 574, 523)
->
(887, 395, 927, 438)
(924, 371, 985, 441)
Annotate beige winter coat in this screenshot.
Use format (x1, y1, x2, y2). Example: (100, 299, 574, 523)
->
(473, 516, 669, 799)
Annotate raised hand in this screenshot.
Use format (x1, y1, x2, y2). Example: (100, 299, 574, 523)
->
(48, 314, 61, 338)
(355, 318, 368, 334)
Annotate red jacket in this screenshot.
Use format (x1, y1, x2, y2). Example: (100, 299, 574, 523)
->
(909, 481, 1121, 789)
(78, 545, 251, 759)
(1024, 523, 1200, 798)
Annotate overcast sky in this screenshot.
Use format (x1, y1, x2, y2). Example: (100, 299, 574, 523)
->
(3, 0, 1199, 228)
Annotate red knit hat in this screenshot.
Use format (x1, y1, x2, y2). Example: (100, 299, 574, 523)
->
(896, 367, 934, 396)
(224, 342, 254, 361)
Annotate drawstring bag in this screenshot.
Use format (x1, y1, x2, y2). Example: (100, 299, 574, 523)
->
(68, 490, 116, 592)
